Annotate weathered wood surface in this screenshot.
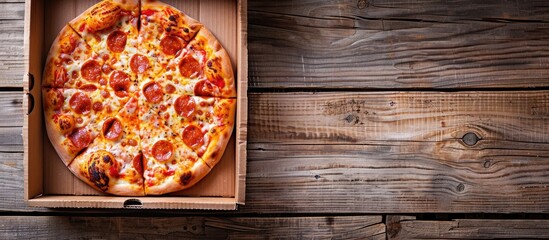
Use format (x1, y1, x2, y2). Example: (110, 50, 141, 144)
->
(387, 215, 549, 239)
(0, 92, 26, 211)
(5, 91, 549, 213)
(0, 216, 385, 239)
(0, 0, 24, 88)
(249, 0, 549, 89)
(242, 91, 549, 213)
(2, 1, 549, 239)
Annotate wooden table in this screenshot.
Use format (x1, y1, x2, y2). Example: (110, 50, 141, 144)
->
(2, 0, 549, 238)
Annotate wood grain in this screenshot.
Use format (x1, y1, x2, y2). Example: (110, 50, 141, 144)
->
(0, 92, 25, 210)
(248, 0, 549, 89)
(249, 91, 549, 144)
(242, 91, 549, 213)
(0, 216, 385, 239)
(387, 215, 549, 239)
(0, 5, 24, 88)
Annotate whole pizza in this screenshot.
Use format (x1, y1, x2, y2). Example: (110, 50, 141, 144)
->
(42, 0, 236, 196)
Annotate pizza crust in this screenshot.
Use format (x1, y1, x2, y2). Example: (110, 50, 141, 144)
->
(141, 0, 203, 41)
(42, 26, 69, 87)
(214, 48, 237, 98)
(42, 88, 79, 165)
(68, 161, 146, 196)
(44, 123, 78, 166)
(69, 0, 139, 34)
(194, 27, 237, 98)
(69, 150, 145, 196)
(145, 160, 211, 195)
(202, 99, 237, 168)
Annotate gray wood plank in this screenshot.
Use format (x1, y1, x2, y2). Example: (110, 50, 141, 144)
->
(387, 215, 549, 239)
(0, 2, 24, 20)
(0, 92, 26, 211)
(0, 216, 385, 239)
(0, 19, 24, 88)
(249, 0, 549, 89)
(241, 91, 549, 213)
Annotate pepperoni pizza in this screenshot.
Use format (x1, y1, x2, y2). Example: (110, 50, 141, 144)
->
(42, 0, 236, 196)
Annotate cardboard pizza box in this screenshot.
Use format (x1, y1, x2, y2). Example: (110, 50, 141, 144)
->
(23, 0, 247, 209)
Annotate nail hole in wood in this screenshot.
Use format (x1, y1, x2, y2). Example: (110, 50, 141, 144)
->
(314, 174, 320, 179)
(357, 0, 369, 9)
(462, 132, 479, 146)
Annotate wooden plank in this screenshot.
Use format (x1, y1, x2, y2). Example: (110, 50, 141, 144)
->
(0, 19, 24, 88)
(387, 215, 549, 239)
(0, 2, 24, 20)
(248, 0, 549, 89)
(249, 91, 549, 144)
(0, 216, 385, 239)
(242, 91, 549, 213)
(0, 92, 26, 211)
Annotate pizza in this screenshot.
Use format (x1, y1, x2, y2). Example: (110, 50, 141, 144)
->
(42, 0, 236, 196)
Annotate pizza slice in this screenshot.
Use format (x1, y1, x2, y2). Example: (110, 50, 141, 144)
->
(69, 96, 145, 196)
(166, 95, 236, 168)
(137, 0, 203, 84)
(154, 27, 236, 98)
(42, 87, 131, 165)
(69, 0, 141, 89)
(138, 82, 211, 195)
(42, 25, 109, 89)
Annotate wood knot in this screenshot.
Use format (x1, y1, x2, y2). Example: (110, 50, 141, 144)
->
(357, 0, 369, 9)
(456, 183, 465, 192)
(462, 132, 480, 146)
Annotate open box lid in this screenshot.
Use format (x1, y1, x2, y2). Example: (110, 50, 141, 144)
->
(23, 0, 247, 209)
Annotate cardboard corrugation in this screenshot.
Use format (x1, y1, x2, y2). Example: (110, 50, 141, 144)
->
(23, 0, 247, 209)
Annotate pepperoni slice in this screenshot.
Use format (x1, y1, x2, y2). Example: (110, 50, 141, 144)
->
(174, 96, 195, 118)
(107, 31, 127, 53)
(165, 84, 175, 94)
(132, 153, 143, 176)
(102, 63, 112, 75)
(92, 102, 103, 111)
(143, 82, 163, 103)
(160, 36, 183, 56)
(68, 128, 92, 149)
(69, 92, 92, 114)
(179, 54, 201, 78)
(141, 9, 156, 16)
(81, 60, 102, 82)
(130, 54, 149, 74)
(54, 68, 68, 87)
(182, 125, 204, 150)
(152, 140, 174, 162)
(101, 90, 110, 98)
(208, 75, 226, 88)
(194, 80, 217, 97)
(102, 117, 123, 140)
(79, 84, 97, 91)
(109, 70, 130, 96)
